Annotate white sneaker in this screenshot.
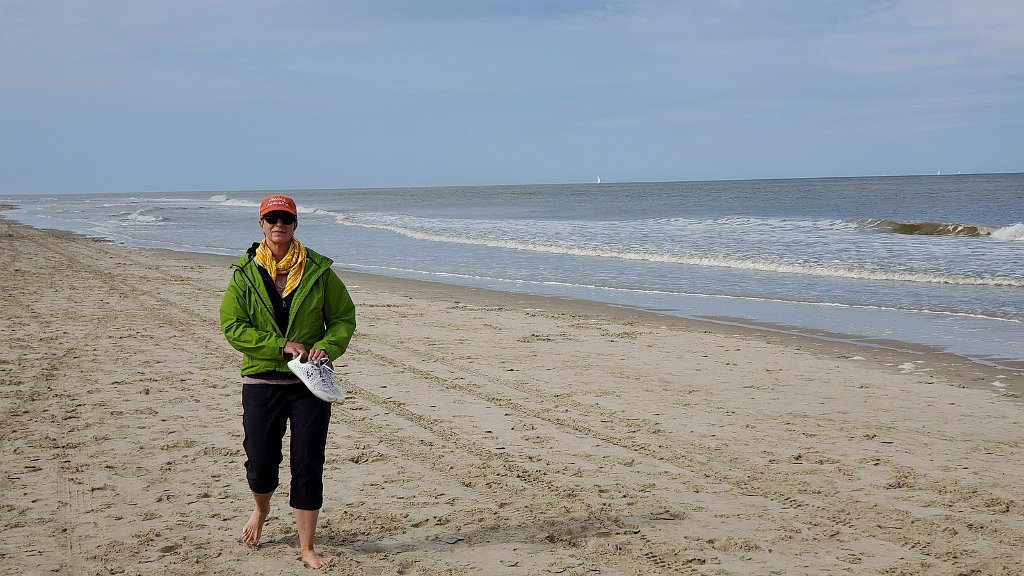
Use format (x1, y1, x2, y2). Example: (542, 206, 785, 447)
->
(287, 357, 345, 403)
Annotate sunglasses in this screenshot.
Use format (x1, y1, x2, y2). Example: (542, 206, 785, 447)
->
(262, 213, 296, 225)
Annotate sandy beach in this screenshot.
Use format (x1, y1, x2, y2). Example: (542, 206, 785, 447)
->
(2, 216, 1024, 575)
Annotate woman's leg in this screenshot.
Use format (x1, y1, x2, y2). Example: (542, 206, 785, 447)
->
(241, 385, 289, 547)
(288, 385, 333, 567)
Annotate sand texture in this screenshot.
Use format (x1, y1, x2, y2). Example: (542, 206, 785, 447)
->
(2, 217, 1024, 575)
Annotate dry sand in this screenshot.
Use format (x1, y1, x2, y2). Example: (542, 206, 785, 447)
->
(2, 216, 1024, 575)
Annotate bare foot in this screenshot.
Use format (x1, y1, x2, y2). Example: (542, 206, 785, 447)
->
(299, 549, 335, 570)
(240, 509, 269, 548)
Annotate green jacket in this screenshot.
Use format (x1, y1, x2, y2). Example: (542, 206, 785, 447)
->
(220, 245, 356, 376)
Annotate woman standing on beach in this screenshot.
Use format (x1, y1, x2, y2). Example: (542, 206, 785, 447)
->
(220, 195, 356, 569)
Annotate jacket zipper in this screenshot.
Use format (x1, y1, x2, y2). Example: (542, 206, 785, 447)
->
(286, 258, 328, 329)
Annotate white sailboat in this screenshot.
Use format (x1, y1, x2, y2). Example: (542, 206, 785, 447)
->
(596, 176, 602, 184)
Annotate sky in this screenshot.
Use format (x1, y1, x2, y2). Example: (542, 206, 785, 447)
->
(2, 0, 1023, 194)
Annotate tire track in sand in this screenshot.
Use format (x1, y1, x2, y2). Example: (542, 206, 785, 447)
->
(350, 334, 1024, 573)
(335, 375, 703, 575)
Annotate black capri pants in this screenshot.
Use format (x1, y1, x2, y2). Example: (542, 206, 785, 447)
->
(242, 383, 332, 510)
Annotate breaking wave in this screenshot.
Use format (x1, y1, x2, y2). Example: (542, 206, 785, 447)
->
(122, 209, 166, 224)
(861, 219, 1023, 240)
(211, 195, 260, 209)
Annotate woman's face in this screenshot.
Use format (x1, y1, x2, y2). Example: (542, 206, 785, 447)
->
(259, 211, 297, 245)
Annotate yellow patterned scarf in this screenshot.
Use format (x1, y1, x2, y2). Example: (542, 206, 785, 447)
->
(255, 238, 306, 297)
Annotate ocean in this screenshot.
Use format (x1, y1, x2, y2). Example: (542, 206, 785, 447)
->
(5, 174, 1023, 371)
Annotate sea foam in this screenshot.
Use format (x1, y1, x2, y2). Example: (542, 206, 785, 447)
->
(992, 223, 1024, 241)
